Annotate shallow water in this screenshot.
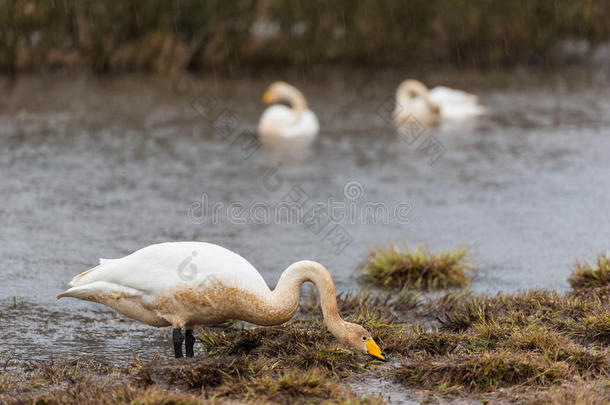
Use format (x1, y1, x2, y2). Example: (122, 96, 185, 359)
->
(1, 70, 609, 362)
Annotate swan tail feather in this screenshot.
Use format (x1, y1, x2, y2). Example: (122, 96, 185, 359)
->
(68, 258, 118, 287)
(68, 265, 101, 287)
(57, 281, 141, 301)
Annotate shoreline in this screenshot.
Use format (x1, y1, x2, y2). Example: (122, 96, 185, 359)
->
(2, 281, 607, 404)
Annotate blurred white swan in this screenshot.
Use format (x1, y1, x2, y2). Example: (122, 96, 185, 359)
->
(393, 79, 486, 126)
(258, 81, 319, 138)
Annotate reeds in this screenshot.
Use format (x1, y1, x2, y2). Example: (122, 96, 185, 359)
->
(1, 1, 609, 73)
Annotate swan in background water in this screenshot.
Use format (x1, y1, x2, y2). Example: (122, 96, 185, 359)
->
(258, 81, 319, 138)
(393, 79, 486, 126)
(57, 242, 387, 360)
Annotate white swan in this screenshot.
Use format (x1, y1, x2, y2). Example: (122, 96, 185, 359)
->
(258, 81, 319, 138)
(393, 79, 486, 126)
(57, 242, 387, 360)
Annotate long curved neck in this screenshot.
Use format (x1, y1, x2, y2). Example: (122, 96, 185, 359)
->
(268, 260, 344, 335)
(397, 79, 440, 115)
(284, 87, 307, 120)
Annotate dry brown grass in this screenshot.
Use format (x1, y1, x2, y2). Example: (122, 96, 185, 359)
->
(569, 253, 610, 289)
(0, 356, 384, 405)
(2, 259, 609, 404)
(0, 292, 398, 405)
(391, 282, 610, 397)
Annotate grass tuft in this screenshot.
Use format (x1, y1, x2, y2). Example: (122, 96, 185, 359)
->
(391, 281, 610, 395)
(396, 350, 569, 392)
(564, 312, 610, 345)
(197, 321, 372, 377)
(362, 245, 474, 290)
(568, 253, 610, 289)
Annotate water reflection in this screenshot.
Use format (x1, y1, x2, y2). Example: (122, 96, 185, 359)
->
(260, 135, 315, 164)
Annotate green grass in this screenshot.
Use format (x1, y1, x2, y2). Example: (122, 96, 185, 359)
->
(362, 245, 474, 290)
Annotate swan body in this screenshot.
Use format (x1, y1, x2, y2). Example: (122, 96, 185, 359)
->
(58, 242, 270, 328)
(393, 79, 486, 126)
(57, 242, 386, 360)
(428, 86, 486, 119)
(258, 81, 319, 138)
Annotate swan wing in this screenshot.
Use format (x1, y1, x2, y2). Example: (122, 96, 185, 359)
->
(57, 281, 142, 300)
(430, 86, 478, 104)
(440, 102, 487, 119)
(99, 258, 119, 265)
(430, 86, 486, 119)
(294, 110, 319, 138)
(61, 242, 270, 298)
(258, 105, 318, 138)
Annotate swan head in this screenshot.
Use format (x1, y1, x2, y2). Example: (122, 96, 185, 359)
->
(262, 81, 308, 117)
(338, 321, 389, 361)
(396, 79, 441, 117)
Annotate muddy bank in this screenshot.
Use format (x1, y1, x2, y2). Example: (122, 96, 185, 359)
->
(1, 281, 607, 404)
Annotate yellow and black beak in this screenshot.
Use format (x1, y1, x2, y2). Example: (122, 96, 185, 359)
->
(262, 91, 272, 103)
(366, 339, 389, 362)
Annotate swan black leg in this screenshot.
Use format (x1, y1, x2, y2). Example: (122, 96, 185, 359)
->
(173, 328, 184, 358)
(185, 330, 195, 357)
